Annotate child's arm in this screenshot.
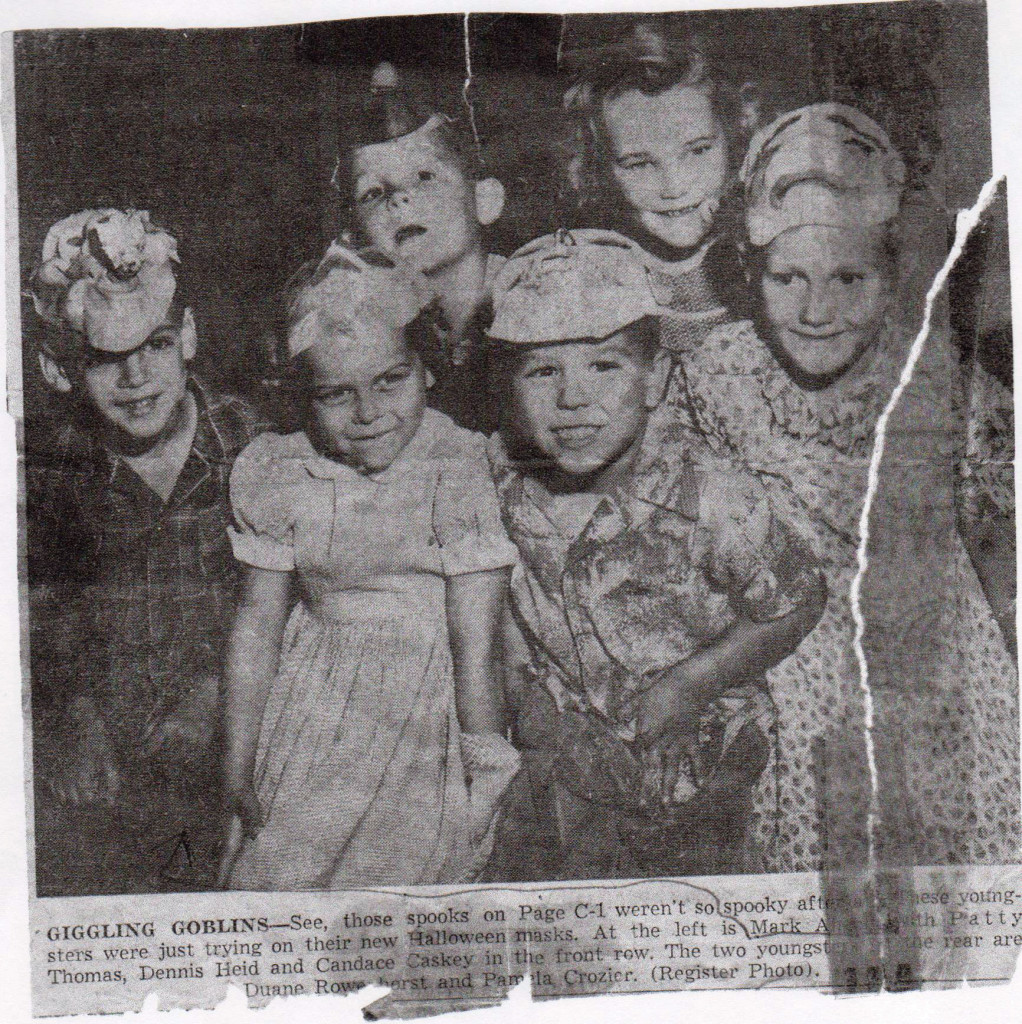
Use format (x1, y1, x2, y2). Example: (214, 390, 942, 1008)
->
(447, 567, 521, 847)
(961, 516, 1016, 659)
(638, 572, 826, 744)
(447, 567, 511, 735)
(222, 567, 292, 836)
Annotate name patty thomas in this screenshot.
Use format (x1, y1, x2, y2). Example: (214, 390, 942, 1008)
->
(40, 912, 807, 992)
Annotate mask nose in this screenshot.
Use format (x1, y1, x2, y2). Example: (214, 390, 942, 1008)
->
(118, 349, 150, 389)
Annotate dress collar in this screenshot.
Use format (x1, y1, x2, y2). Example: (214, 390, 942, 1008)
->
(756, 330, 903, 451)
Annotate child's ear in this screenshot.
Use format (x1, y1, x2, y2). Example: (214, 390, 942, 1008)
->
(38, 351, 73, 394)
(644, 348, 673, 411)
(474, 178, 505, 227)
(180, 308, 198, 361)
(424, 366, 436, 391)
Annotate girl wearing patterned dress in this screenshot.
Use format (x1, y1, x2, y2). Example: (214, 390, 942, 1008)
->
(659, 103, 1019, 871)
(219, 244, 519, 890)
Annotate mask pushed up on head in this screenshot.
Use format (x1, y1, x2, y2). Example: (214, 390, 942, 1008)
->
(740, 102, 906, 247)
(285, 241, 431, 359)
(740, 104, 907, 385)
(30, 208, 180, 354)
(488, 228, 662, 345)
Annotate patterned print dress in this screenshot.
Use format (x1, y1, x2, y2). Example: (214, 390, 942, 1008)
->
(658, 317, 1019, 871)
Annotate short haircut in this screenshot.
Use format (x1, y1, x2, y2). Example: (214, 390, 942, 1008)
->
(334, 85, 482, 204)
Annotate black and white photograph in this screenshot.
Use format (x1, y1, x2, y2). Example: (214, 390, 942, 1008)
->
(4, 0, 1021, 1017)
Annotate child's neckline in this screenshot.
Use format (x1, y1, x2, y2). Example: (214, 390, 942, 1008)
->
(639, 236, 716, 276)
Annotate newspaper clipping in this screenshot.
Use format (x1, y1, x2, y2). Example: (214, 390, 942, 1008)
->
(5, 1, 1021, 1018)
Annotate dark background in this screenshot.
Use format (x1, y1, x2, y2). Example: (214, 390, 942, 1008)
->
(13, 2, 995, 420)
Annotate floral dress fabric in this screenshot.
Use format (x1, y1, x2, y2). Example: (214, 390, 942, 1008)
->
(225, 408, 518, 890)
(658, 316, 1019, 870)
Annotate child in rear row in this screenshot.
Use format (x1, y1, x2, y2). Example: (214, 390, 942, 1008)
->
(219, 243, 520, 890)
(563, 21, 759, 355)
(484, 229, 825, 879)
(334, 64, 507, 435)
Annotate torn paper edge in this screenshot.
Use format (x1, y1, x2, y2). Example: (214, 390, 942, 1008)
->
(849, 172, 1007, 986)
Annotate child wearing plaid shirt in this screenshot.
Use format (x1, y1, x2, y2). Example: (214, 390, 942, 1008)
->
(26, 208, 265, 894)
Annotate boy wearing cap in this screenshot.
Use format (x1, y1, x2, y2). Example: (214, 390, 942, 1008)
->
(334, 64, 507, 434)
(485, 229, 825, 880)
(27, 208, 266, 894)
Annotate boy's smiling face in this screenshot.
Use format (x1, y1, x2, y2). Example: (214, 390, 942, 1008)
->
(352, 130, 486, 277)
(602, 84, 729, 254)
(73, 313, 195, 447)
(508, 326, 670, 491)
(760, 224, 894, 385)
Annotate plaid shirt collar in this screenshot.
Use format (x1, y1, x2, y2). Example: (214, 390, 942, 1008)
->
(62, 377, 228, 509)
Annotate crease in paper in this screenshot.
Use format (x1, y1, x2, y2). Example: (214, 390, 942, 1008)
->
(462, 14, 480, 147)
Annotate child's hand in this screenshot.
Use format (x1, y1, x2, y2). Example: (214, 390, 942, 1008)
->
(636, 667, 703, 748)
(49, 744, 120, 806)
(217, 780, 262, 888)
(226, 782, 264, 839)
(143, 675, 218, 763)
(144, 715, 214, 761)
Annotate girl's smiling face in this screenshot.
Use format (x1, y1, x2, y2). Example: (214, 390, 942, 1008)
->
(601, 84, 729, 255)
(306, 325, 430, 474)
(760, 224, 895, 385)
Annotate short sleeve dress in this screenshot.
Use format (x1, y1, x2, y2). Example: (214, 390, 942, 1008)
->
(225, 408, 518, 890)
(657, 316, 1019, 870)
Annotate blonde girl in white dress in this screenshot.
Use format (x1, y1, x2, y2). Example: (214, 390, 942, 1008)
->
(219, 244, 519, 890)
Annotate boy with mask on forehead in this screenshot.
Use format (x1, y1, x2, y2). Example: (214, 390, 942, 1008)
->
(484, 229, 825, 880)
(27, 208, 265, 894)
(333, 63, 507, 435)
